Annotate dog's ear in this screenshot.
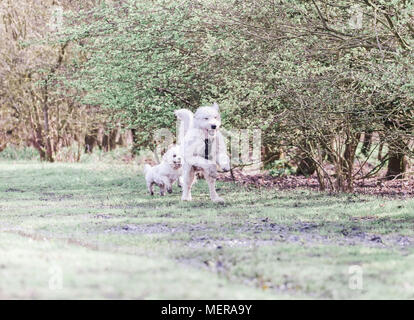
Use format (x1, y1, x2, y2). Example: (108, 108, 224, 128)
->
(212, 102, 219, 111)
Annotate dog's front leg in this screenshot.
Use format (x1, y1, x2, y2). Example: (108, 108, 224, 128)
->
(177, 176, 183, 188)
(147, 182, 154, 196)
(205, 174, 224, 203)
(181, 165, 195, 201)
(160, 177, 172, 194)
(159, 184, 166, 196)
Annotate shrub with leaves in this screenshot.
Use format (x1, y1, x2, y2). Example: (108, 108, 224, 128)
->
(56, 0, 414, 191)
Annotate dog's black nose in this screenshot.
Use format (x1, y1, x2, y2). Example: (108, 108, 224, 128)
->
(211, 125, 217, 129)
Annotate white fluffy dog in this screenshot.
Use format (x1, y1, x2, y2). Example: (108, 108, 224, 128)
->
(144, 145, 182, 196)
(175, 103, 230, 202)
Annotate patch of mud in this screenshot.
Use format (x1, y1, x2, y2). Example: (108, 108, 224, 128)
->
(106, 223, 186, 234)
(94, 214, 112, 219)
(185, 238, 278, 249)
(104, 219, 414, 250)
(106, 221, 221, 235)
(39, 192, 74, 201)
(337, 226, 413, 248)
(5, 188, 24, 193)
(100, 202, 165, 210)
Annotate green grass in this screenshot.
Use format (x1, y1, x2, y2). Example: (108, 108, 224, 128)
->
(0, 160, 414, 299)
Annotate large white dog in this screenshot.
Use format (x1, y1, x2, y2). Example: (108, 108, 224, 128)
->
(175, 103, 230, 202)
(144, 145, 182, 196)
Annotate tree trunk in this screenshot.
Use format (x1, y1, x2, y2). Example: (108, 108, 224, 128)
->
(84, 128, 99, 153)
(42, 103, 54, 162)
(130, 128, 140, 155)
(296, 140, 316, 176)
(0, 142, 7, 152)
(296, 157, 316, 176)
(39, 43, 68, 162)
(109, 129, 117, 150)
(386, 141, 407, 179)
(41, 73, 54, 162)
(341, 133, 361, 192)
(30, 127, 46, 161)
(361, 131, 372, 156)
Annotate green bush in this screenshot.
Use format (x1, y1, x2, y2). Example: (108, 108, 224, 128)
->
(55, 0, 414, 191)
(0, 146, 39, 161)
(267, 159, 295, 177)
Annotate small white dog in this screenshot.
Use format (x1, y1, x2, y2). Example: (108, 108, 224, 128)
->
(144, 145, 182, 196)
(175, 103, 230, 202)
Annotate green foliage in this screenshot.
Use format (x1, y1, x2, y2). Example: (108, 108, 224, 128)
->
(0, 146, 39, 161)
(79, 147, 133, 164)
(59, 1, 210, 150)
(58, 0, 292, 151)
(267, 159, 295, 177)
(55, 0, 413, 189)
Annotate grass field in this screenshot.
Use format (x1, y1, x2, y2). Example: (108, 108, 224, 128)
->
(1, 160, 414, 299)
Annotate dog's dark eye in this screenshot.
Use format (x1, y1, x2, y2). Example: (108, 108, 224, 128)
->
(173, 155, 176, 157)
(204, 117, 209, 120)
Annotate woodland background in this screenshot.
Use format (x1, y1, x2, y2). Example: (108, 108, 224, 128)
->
(1, 0, 413, 192)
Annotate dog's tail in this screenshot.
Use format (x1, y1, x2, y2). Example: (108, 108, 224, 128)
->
(174, 109, 194, 144)
(143, 164, 151, 176)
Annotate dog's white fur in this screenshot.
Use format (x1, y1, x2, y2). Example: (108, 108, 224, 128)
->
(175, 103, 230, 202)
(144, 145, 182, 196)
